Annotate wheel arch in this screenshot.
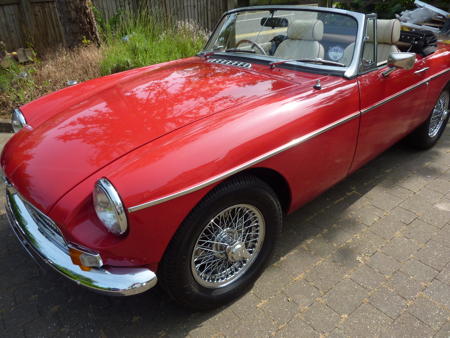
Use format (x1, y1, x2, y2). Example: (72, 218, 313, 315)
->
(233, 167, 292, 214)
(157, 166, 291, 275)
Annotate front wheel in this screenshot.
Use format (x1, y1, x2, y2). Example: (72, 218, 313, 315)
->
(159, 175, 282, 310)
(408, 89, 449, 149)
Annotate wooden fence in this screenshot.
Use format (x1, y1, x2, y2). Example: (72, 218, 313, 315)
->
(94, 0, 230, 35)
(2, 0, 448, 52)
(0, 0, 64, 52)
(0, 0, 231, 52)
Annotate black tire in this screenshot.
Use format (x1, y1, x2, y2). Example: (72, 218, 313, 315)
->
(408, 89, 449, 150)
(159, 175, 282, 310)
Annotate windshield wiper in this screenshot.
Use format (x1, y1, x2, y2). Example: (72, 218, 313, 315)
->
(297, 58, 346, 67)
(225, 48, 256, 54)
(270, 58, 345, 69)
(200, 51, 216, 58)
(199, 46, 225, 58)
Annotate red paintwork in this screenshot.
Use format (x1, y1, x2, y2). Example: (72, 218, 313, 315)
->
(2, 43, 450, 271)
(352, 48, 450, 171)
(1, 59, 294, 213)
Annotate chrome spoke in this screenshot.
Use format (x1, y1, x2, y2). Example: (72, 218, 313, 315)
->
(195, 256, 219, 267)
(191, 204, 265, 288)
(428, 92, 449, 138)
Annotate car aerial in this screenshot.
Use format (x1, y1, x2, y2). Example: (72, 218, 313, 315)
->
(2, 5, 450, 310)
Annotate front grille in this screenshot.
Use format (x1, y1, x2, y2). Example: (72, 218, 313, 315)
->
(21, 196, 67, 251)
(207, 58, 252, 69)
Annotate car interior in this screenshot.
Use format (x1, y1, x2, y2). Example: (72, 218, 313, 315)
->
(233, 11, 358, 66)
(217, 10, 438, 69)
(341, 19, 402, 67)
(268, 18, 404, 67)
(273, 19, 325, 60)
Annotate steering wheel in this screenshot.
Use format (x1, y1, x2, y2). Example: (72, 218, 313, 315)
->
(235, 39, 267, 55)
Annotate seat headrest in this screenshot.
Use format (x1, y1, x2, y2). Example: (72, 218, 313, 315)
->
(367, 19, 401, 44)
(287, 20, 324, 41)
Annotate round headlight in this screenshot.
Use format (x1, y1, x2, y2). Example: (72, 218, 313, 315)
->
(11, 109, 27, 133)
(93, 178, 128, 235)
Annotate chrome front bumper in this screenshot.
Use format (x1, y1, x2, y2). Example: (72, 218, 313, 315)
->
(5, 188, 157, 296)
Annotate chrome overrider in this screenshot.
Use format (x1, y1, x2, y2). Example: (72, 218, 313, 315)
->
(4, 180, 157, 296)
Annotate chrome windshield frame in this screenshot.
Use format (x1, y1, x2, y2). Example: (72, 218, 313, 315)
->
(201, 5, 368, 79)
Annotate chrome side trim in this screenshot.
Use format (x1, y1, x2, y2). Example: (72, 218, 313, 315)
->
(128, 111, 360, 212)
(361, 68, 450, 115)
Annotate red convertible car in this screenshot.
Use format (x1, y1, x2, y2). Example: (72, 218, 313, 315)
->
(3, 6, 449, 310)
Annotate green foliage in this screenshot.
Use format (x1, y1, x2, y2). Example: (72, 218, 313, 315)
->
(0, 62, 38, 112)
(335, 0, 415, 19)
(0, 66, 14, 92)
(81, 36, 92, 45)
(99, 10, 207, 75)
(92, 6, 125, 41)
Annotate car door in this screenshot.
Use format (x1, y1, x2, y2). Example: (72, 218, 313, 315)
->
(350, 17, 430, 172)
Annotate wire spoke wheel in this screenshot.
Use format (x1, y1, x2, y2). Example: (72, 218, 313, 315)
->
(161, 175, 281, 309)
(191, 204, 265, 288)
(428, 91, 449, 138)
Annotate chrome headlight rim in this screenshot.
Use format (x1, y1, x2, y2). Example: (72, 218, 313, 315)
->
(93, 177, 128, 236)
(11, 108, 27, 133)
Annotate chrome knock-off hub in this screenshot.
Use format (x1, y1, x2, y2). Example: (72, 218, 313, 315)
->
(226, 241, 251, 262)
(212, 228, 251, 262)
(191, 204, 265, 288)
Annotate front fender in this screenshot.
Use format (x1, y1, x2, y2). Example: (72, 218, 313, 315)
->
(48, 173, 214, 270)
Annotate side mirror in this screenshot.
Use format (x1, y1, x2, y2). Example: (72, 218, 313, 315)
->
(383, 52, 416, 77)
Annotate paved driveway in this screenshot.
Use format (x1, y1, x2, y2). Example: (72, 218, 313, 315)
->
(1, 129, 450, 338)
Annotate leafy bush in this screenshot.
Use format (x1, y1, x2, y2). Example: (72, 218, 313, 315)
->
(99, 11, 208, 75)
(0, 62, 37, 110)
(335, 0, 415, 19)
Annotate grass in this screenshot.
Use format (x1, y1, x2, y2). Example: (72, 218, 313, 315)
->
(100, 13, 207, 75)
(0, 10, 208, 117)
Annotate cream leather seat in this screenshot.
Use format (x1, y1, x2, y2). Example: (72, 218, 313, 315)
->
(274, 19, 325, 60)
(341, 19, 401, 66)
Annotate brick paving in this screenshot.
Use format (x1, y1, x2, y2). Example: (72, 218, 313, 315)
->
(1, 128, 450, 338)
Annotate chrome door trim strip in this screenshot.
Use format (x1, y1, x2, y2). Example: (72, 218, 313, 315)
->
(361, 68, 450, 115)
(128, 111, 360, 213)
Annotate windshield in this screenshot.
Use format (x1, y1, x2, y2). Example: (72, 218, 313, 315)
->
(204, 9, 358, 67)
